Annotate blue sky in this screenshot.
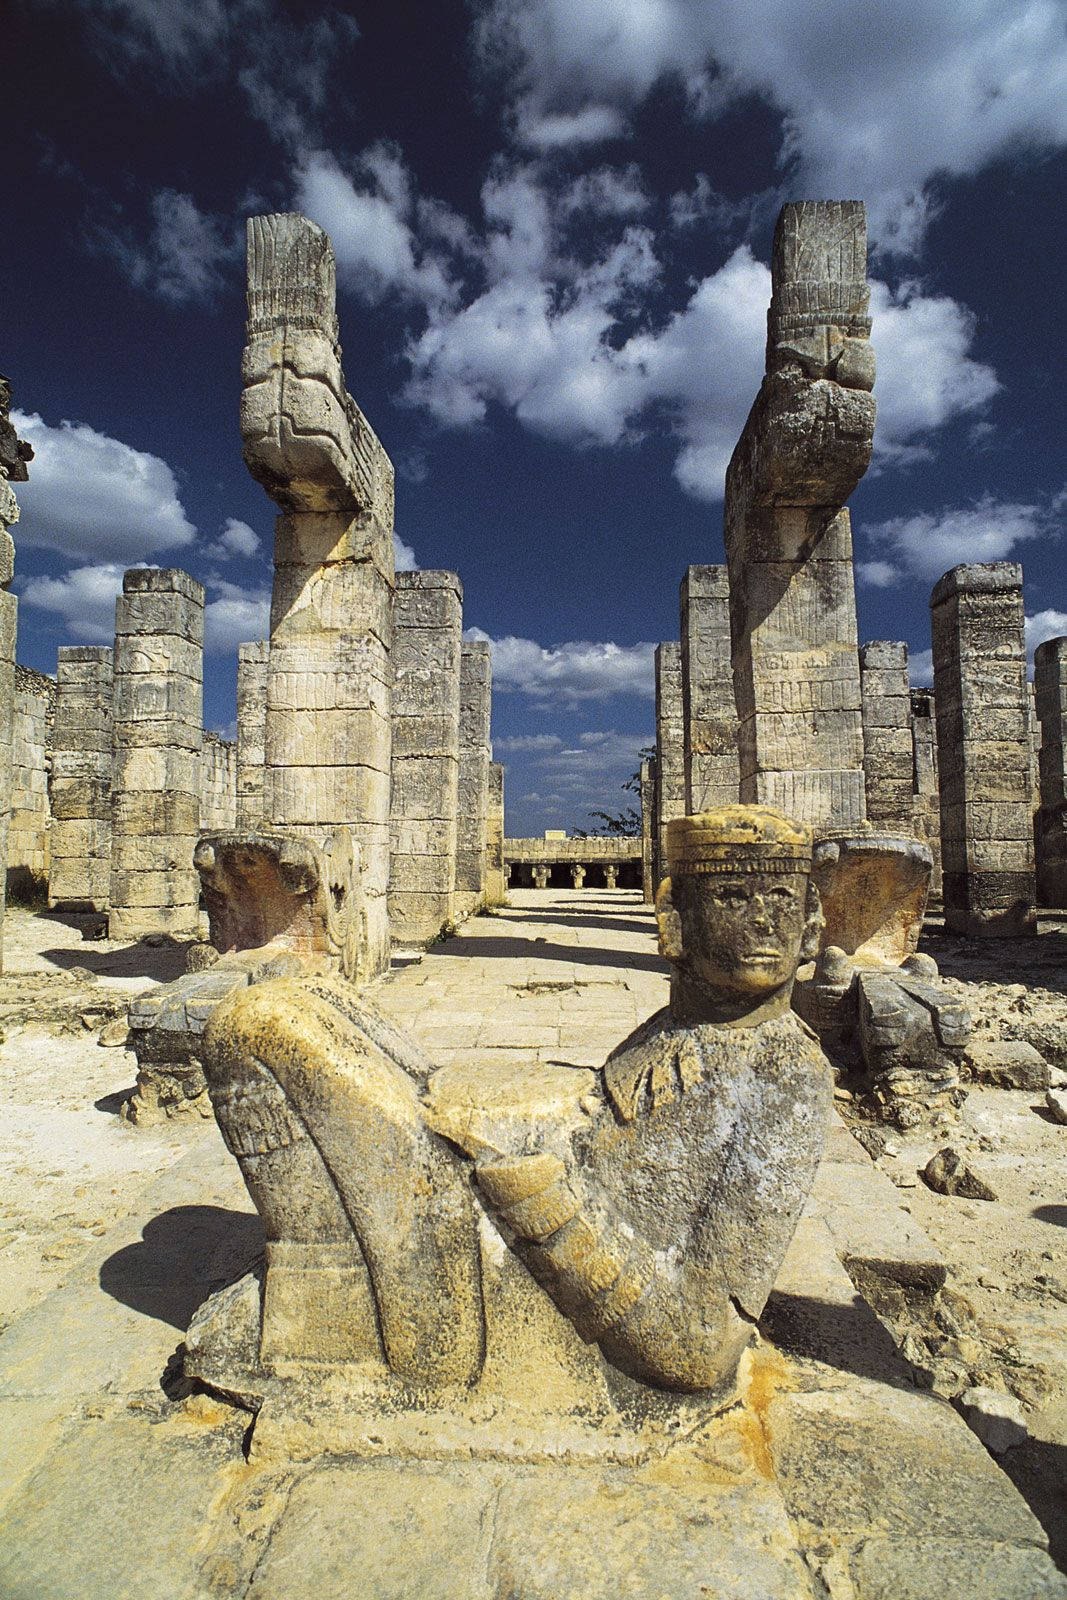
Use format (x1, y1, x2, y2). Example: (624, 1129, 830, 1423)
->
(6, 0, 1066, 836)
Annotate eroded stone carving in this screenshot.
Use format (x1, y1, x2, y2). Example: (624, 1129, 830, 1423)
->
(725, 201, 875, 830)
(0, 380, 32, 973)
(187, 805, 832, 1444)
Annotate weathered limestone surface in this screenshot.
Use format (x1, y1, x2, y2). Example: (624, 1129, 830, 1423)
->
(653, 642, 683, 892)
(640, 756, 654, 902)
(244, 213, 396, 976)
(485, 761, 506, 905)
(0, 380, 32, 970)
(48, 646, 113, 911)
(680, 565, 738, 813)
(860, 641, 914, 831)
(931, 563, 1036, 936)
(235, 640, 268, 827)
(200, 732, 237, 832)
(725, 201, 875, 830)
(909, 687, 942, 897)
(7, 665, 55, 896)
(188, 803, 832, 1445)
(388, 570, 462, 942)
(1034, 636, 1067, 906)
(454, 640, 491, 918)
(108, 567, 205, 942)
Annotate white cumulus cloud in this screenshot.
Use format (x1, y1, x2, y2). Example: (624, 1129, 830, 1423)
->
(467, 628, 655, 703)
(20, 562, 132, 643)
(11, 410, 196, 563)
(862, 493, 1053, 584)
(203, 578, 271, 654)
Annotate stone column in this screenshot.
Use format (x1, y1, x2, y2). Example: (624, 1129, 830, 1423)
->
(242, 213, 396, 977)
(860, 641, 914, 830)
(388, 570, 463, 941)
(930, 562, 1035, 936)
(654, 643, 684, 889)
(605, 864, 618, 889)
(109, 567, 205, 941)
(49, 646, 113, 911)
(454, 640, 491, 918)
(533, 865, 548, 890)
(571, 864, 586, 889)
(1034, 637, 1067, 906)
(724, 202, 875, 830)
(485, 762, 506, 906)
(0, 382, 32, 970)
(200, 734, 237, 831)
(640, 756, 655, 903)
(235, 640, 268, 828)
(909, 688, 941, 897)
(8, 666, 55, 897)
(680, 566, 738, 813)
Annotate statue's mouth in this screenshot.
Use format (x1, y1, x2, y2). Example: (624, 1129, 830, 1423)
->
(740, 949, 782, 962)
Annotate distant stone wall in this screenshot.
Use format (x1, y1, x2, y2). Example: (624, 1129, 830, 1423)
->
(7, 664, 55, 895)
(49, 646, 114, 912)
(200, 732, 237, 832)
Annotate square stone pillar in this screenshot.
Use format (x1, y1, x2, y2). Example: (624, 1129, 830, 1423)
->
(200, 734, 237, 831)
(930, 562, 1035, 935)
(909, 688, 942, 898)
(860, 641, 914, 830)
(49, 646, 114, 911)
(640, 757, 655, 903)
(724, 202, 875, 830)
(109, 568, 204, 941)
(0, 388, 32, 971)
(7, 666, 55, 897)
(1034, 636, 1067, 906)
(680, 565, 738, 813)
(235, 640, 268, 828)
(654, 642, 684, 889)
(454, 641, 491, 918)
(485, 762, 506, 906)
(243, 213, 396, 978)
(388, 570, 463, 942)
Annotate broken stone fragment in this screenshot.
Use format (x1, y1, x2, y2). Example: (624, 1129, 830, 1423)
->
(1044, 1087, 1067, 1125)
(922, 1147, 998, 1201)
(965, 1038, 1049, 1091)
(958, 1386, 1029, 1454)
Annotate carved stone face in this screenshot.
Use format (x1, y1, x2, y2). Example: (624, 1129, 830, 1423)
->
(670, 868, 809, 999)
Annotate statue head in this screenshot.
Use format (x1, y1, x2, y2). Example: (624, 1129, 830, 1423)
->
(657, 806, 820, 1024)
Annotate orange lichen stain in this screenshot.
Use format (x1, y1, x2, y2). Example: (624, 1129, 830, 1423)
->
(731, 1344, 793, 1481)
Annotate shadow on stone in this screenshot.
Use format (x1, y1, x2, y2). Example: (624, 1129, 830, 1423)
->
(999, 1435, 1067, 1574)
(1031, 1203, 1067, 1227)
(40, 940, 189, 984)
(426, 935, 668, 974)
(761, 1287, 914, 1388)
(94, 1087, 136, 1116)
(99, 1205, 264, 1331)
(502, 909, 657, 937)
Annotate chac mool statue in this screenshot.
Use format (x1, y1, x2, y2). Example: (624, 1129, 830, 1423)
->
(192, 805, 832, 1414)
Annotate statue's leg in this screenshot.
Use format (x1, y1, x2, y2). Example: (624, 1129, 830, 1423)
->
(204, 976, 485, 1388)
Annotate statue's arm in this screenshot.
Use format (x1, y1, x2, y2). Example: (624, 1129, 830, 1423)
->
(476, 1151, 746, 1393)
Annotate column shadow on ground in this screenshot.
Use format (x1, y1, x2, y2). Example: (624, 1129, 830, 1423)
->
(428, 936, 668, 974)
(760, 1287, 912, 1388)
(99, 1205, 264, 1331)
(499, 909, 656, 937)
(39, 942, 189, 984)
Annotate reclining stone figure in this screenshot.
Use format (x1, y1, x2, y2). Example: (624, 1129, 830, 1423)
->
(191, 805, 831, 1414)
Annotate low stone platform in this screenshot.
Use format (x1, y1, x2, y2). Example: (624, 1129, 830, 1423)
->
(0, 894, 1062, 1598)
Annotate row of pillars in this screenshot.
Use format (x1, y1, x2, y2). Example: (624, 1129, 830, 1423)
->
(650, 557, 1062, 935)
(46, 566, 501, 947)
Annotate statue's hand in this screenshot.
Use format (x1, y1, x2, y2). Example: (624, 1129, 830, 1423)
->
(475, 1151, 580, 1243)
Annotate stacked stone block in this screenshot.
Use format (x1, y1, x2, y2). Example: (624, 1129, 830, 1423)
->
(1034, 636, 1067, 906)
(109, 568, 205, 941)
(860, 641, 914, 830)
(0, 383, 32, 970)
(235, 640, 268, 827)
(200, 733, 237, 832)
(654, 643, 684, 892)
(640, 756, 655, 903)
(7, 665, 55, 895)
(49, 646, 113, 910)
(909, 688, 942, 898)
(680, 566, 739, 813)
(454, 640, 491, 918)
(724, 202, 874, 829)
(388, 571, 463, 942)
(485, 762, 506, 906)
(930, 563, 1035, 935)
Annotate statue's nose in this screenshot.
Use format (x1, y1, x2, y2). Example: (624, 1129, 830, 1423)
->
(749, 893, 772, 928)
